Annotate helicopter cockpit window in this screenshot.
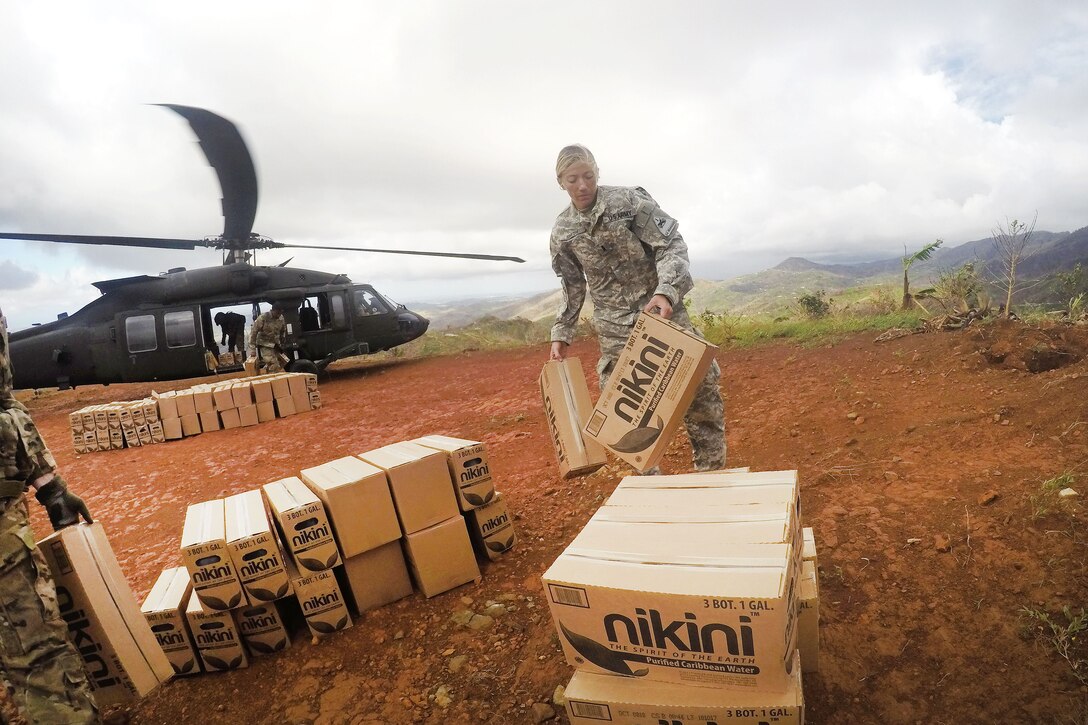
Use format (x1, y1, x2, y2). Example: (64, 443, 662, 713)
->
(125, 315, 157, 353)
(164, 311, 197, 348)
(353, 289, 390, 317)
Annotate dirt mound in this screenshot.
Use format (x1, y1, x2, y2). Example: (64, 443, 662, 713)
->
(971, 317, 1088, 372)
(17, 321, 1088, 724)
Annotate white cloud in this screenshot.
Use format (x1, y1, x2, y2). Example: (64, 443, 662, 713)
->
(2, 1, 1087, 329)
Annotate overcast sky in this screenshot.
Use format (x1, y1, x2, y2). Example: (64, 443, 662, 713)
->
(2, 2, 1086, 330)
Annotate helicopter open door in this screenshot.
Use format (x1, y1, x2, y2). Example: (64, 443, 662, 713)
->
(117, 306, 207, 383)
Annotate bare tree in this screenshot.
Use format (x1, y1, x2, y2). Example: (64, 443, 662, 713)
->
(902, 239, 942, 311)
(990, 213, 1038, 318)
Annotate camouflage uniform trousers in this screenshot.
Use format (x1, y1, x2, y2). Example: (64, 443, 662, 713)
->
(0, 407, 97, 724)
(256, 346, 284, 374)
(595, 306, 726, 472)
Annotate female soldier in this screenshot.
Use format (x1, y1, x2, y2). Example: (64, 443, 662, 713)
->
(547, 144, 725, 471)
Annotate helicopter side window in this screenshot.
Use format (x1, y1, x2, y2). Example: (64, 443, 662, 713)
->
(125, 315, 157, 353)
(353, 290, 389, 317)
(164, 311, 197, 348)
(330, 294, 346, 326)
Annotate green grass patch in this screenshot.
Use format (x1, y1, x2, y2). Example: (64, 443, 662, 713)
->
(693, 309, 927, 348)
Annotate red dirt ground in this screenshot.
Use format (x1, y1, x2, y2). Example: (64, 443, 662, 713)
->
(17, 319, 1088, 724)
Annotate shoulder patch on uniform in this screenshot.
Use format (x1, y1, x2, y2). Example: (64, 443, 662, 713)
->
(653, 214, 677, 236)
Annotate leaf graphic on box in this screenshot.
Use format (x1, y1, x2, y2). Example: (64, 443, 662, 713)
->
(311, 620, 336, 634)
(324, 552, 339, 568)
(482, 490, 495, 504)
(204, 654, 229, 670)
(299, 557, 324, 571)
(334, 616, 348, 631)
(201, 594, 228, 610)
(610, 416, 664, 453)
(464, 492, 486, 506)
(227, 656, 242, 669)
(251, 587, 275, 601)
(249, 641, 275, 655)
(227, 592, 242, 608)
(275, 582, 290, 598)
(180, 659, 195, 674)
(273, 639, 287, 652)
(559, 622, 646, 677)
(486, 537, 513, 553)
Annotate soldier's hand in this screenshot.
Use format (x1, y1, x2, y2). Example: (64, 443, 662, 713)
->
(643, 294, 674, 319)
(549, 341, 568, 361)
(34, 476, 93, 531)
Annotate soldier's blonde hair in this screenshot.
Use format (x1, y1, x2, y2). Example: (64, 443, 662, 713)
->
(555, 144, 598, 181)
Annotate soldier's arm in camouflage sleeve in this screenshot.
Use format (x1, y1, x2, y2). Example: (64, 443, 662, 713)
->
(549, 241, 587, 345)
(631, 191, 694, 306)
(249, 315, 262, 349)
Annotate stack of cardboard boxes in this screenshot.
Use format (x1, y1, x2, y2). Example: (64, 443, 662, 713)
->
(542, 470, 820, 724)
(71, 373, 321, 453)
(140, 433, 517, 676)
(69, 400, 164, 453)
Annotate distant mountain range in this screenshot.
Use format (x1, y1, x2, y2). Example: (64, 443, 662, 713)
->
(411, 225, 1088, 327)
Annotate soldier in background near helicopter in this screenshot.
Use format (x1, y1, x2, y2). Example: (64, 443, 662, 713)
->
(250, 301, 289, 373)
(546, 144, 725, 472)
(214, 310, 247, 355)
(0, 305, 98, 724)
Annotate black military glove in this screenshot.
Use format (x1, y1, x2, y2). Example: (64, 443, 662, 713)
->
(34, 476, 93, 531)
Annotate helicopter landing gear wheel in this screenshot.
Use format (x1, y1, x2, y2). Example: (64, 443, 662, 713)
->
(286, 359, 319, 376)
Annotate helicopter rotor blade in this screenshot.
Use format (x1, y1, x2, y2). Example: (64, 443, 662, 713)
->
(155, 104, 258, 243)
(0, 232, 207, 250)
(268, 242, 525, 263)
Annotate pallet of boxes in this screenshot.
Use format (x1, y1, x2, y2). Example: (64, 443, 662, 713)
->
(69, 400, 164, 453)
(537, 313, 820, 722)
(139, 433, 514, 676)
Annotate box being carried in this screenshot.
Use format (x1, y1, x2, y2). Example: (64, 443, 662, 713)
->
(583, 312, 717, 472)
(539, 358, 607, 478)
(413, 434, 496, 511)
(543, 519, 800, 692)
(565, 652, 804, 725)
(38, 523, 173, 706)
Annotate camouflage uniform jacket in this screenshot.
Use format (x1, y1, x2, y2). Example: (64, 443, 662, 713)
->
(249, 312, 286, 350)
(0, 307, 56, 487)
(550, 185, 694, 343)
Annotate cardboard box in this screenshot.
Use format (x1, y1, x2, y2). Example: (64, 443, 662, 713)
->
(81, 409, 96, 430)
(583, 312, 717, 472)
(244, 357, 258, 376)
(130, 406, 145, 427)
(238, 405, 259, 427)
(565, 652, 804, 724)
(220, 408, 241, 429)
(142, 399, 159, 424)
(263, 477, 342, 571)
(219, 351, 236, 366)
(149, 420, 165, 443)
(299, 456, 400, 559)
(185, 595, 248, 672)
(291, 387, 312, 413)
(180, 500, 246, 611)
(174, 391, 197, 418)
(358, 442, 460, 535)
(466, 492, 516, 560)
(136, 425, 152, 445)
(403, 516, 480, 598)
(413, 435, 496, 511)
(235, 601, 291, 656)
(213, 386, 236, 411)
(199, 409, 221, 432)
(288, 563, 352, 639)
(274, 396, 296, 417)
(803, 526, 817, 563)
(140, 567, 201, 677)
(231, 382, 253, 408)
(38, 523, 173, 706)
(161, 418, 182, 440)
(270, 376, 291, 399)
(539, 358, 608, 478)
(543, 521, 800, 692)
(69, 411, 84, 432)
(252, 379, 273, 404)
(225, 490, 293, 602)
(308, 391, 322, 410)
(336, 541, 413, 616)
(180, 413, 201, 437)
(304, 374, 318, 392)
(193, 389, 215, 414)
(256, 400, 277, 423)
(799, 560, 819, 674)
(287, 373, 308, 397)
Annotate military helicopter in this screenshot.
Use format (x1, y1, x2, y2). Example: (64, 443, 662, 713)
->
(1, 105, 524, 390)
